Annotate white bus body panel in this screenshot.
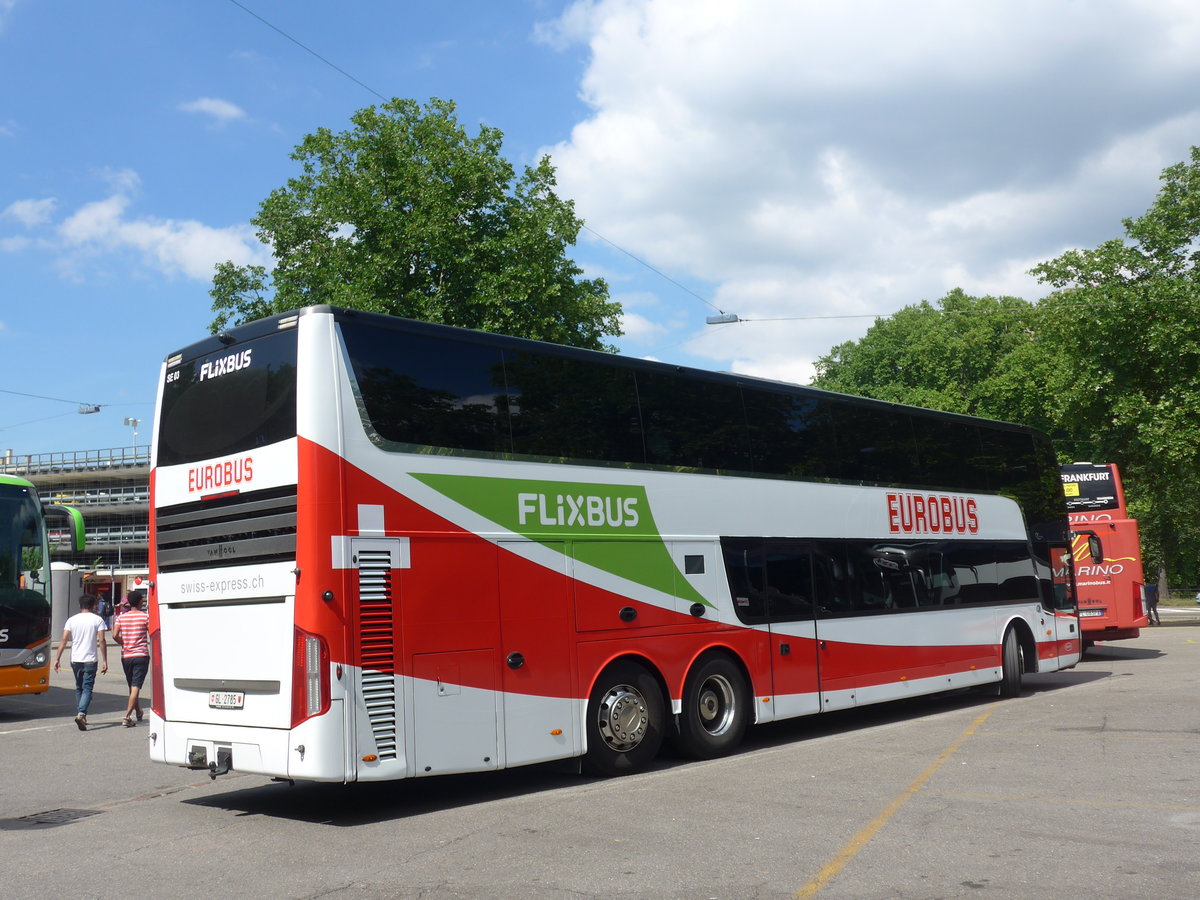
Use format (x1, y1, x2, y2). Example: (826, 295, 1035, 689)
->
(149, 703, 347, 782)
(156, 594, 295, 729)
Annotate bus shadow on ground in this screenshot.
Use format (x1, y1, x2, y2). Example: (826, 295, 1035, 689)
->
(1082, 645, 1164, 661)
(184, 763, 588, 826)
(184, 682, 1097, 827)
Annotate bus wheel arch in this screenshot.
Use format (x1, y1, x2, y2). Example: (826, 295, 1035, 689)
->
(669, 649, 751, 760)
(582, 657, 668, 777)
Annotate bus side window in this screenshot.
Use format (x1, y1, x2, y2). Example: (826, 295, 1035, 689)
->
(845, 543, 892, 612)
(1032, 540, 1074, 611)
(763, 542, 814, 621)
(943, 543, 996, 606)
(995, 541, 1038, 602)
(889, 569, 920, 608)
(812, 544, 851, 617)
(722, 540, 766, 623)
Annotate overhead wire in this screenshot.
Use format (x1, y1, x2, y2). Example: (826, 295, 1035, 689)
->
(706, 292, 1200, 325)
(226, 3, 1190, 334)
(226, 0, 387, 103)
(0, 388, 103, 406)
(224, 1, 729, 318)
(0, 410, 91, 432)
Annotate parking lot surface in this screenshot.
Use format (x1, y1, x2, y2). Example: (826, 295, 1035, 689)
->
(2, 624, 1198, 899)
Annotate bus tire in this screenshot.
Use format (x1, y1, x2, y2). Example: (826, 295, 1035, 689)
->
(671, 655, 749, 759)
(998, 627, 1024, 697)
(582, 660, 665, 777)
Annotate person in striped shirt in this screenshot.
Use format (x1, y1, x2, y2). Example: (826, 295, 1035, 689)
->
(113, 591, 150, 727)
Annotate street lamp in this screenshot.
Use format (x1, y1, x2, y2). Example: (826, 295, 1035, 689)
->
(705, 313, 740, 324)
(123, 417, 141, 449)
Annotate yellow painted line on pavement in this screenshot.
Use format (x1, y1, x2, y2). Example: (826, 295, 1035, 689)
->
(795, 705, 997, 899)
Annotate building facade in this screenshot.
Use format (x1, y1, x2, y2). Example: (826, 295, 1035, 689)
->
(1, 446, 150, 602)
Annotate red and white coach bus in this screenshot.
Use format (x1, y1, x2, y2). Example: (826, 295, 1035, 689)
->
(1060, 462, 1147, 644)
(147, 306, 1081, 782)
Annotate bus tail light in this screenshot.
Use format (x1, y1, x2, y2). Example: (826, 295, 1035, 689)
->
(150, 629, 165, 719)
(291, 628, 330, 727)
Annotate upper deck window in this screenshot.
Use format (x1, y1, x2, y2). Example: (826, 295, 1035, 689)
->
(158, 330, 298, 467)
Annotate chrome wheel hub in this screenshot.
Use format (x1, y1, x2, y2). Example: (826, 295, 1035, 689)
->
(597, 684, 649, 751)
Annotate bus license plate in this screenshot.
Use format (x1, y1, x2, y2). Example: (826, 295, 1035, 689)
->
(208, 691, 245, 709)
(1078, 609, 1105, 617)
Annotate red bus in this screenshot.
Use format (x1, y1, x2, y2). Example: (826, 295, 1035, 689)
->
(147, 307, 1082, 782)
(1060, 462, 1147, 643)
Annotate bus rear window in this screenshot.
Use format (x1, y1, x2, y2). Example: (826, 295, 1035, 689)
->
(158, 331, 298, 467)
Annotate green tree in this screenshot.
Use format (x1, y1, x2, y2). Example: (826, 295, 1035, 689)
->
(812, 288, 1065, 433)
(1031, 146, 1200, 590)
(210, 98, 622, 350)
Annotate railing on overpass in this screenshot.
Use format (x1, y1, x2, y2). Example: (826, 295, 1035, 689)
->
(0, 446, 150, 475)
(50, 524, 149, 546)
(43, 484, 150, 506)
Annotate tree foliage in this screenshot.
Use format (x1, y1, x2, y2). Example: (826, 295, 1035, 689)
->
(210, 97, 622, 350)
(813, 288, 1065, 433)
(1031, 146, 1200, 588)
(812, 148, 1200, 587)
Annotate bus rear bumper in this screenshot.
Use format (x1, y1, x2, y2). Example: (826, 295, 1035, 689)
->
(147, 703, 347, 782)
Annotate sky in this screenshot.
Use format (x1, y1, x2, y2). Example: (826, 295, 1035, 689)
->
(4, 0, 1200, 456)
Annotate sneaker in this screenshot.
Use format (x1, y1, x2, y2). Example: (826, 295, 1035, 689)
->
(122, 717, 135, 728)
(75, 714, 87, 731)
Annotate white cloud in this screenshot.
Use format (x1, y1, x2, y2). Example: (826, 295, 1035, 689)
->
(57, 192, 267, 279)
(179, 97, 248, 125)
(3, 197, 56, 227)
(1, 169, 263, 286)
(619, 310, 667, 341)
(11, 171, 270, 281)
(100, 167, 142, 195)
(542, 0, 1200, 383)
(1, 236, 32, 252)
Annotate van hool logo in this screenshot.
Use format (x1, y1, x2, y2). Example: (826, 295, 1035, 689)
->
(887, 491, 979, 535)
(518, 493, 640, 529)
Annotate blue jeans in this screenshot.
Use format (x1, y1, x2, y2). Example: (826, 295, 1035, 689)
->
(71, 662, 98, 715)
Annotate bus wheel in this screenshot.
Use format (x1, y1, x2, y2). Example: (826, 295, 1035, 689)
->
(672, 655, 749, 759)
(998, 628, 1024, 698)
(583, 661, 665, 777)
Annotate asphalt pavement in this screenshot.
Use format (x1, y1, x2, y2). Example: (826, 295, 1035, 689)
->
(4, 623, 1200, 899)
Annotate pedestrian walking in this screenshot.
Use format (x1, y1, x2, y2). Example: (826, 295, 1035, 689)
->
(52, 596, 108, 730)
(112, 591, 150, 727)
(1145, 584, 1161, 625)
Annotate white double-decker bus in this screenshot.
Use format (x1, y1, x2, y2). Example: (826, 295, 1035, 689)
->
(147, 306, 1081, 782)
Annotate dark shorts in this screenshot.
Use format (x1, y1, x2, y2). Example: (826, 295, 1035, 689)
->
(122, 656, 150, 689)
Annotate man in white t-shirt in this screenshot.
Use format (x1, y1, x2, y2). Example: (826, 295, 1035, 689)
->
(52, 596, 109, 730)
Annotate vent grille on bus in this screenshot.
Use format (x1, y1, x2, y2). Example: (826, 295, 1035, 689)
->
(155, 486, 297, 572)
(358, 548, 397, 760)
